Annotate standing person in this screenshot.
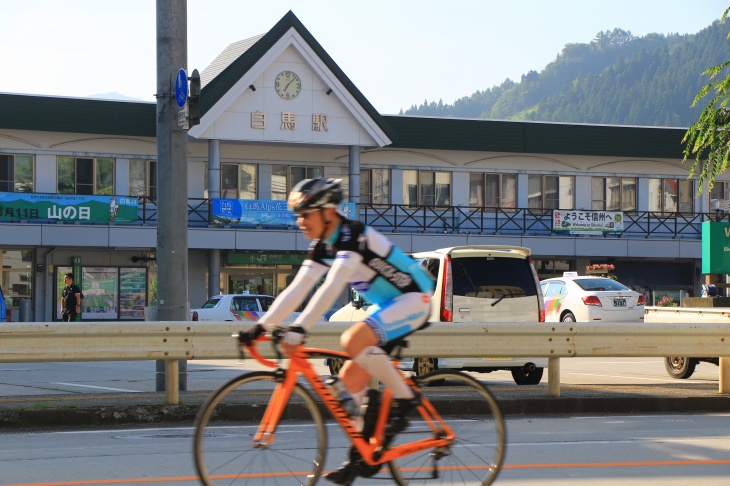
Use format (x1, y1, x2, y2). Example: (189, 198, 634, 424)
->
(0, 284, 6, 323)
(61, 273, 83, 322)
(241, 178, 435, 485)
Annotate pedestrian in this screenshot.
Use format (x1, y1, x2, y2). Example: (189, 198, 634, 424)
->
(61, 273, 83, 322)
(0, 284, 6, 323)
(240, 178, 435, 485)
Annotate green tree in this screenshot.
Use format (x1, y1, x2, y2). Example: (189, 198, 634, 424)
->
(682, 8, 730, 195)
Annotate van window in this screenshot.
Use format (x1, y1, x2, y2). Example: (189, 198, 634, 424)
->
(417, 257, 440, 281)
(451, 257, 538, 298)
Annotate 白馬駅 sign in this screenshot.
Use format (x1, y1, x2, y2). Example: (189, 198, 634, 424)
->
(0, 193, 138, 223)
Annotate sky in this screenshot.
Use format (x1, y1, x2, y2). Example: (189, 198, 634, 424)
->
(2, 0, 728, 115)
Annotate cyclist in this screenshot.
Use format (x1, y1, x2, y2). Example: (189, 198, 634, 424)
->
(241, 178, 434, 485)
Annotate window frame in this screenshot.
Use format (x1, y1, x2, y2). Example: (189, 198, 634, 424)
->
(360, 168, 390, 205)
(128, 159, 157, 200)
(527, 174, 574, 210)
(271, 165, 323, 200)
(647, 178, 694, 214)
(220, 162, 257, 200)
(0, 153, 34, 193)
(468, 172, 517, 210)
(591, 176, 637, 213)
(402, 169, 451, 207)
(57, 156, 115, 195)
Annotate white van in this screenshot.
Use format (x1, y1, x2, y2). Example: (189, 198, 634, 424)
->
(329, 245, 546, 385)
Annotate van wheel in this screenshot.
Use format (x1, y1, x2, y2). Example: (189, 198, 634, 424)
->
(511, 366, 544, 385)
(664, 357, 696, 379)
(561, 312, 576, 323)
(328, 358, 346, 376)
(414, 358, 445, 386)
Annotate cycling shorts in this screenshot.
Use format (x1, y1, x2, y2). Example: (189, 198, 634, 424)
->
(363, 292, 432, 346)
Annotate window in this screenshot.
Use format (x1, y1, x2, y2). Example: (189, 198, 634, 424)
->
(1, 250, 33, 312)
(528, 175, 574, 209)
(403, 170, 451, 206)
(648, 178, 693, 213)
(0, 154, 34, 192)
(221, 163, 257, 199)
(591, 177, 636, 212)
(710, 182, 730, 201)
(360, 169, 390, 205)
(128, 159, 157, 199)
(469, 173, 516, 209)
(271, 166, 323, 200)
(57, 156, 114, 195)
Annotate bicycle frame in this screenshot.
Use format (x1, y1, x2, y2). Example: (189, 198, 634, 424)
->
(245, 336, 454, 466)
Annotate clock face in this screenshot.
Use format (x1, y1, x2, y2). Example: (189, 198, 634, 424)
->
(275, 71, 301, 100)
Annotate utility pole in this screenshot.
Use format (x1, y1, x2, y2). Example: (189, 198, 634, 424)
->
(155, 0, 189, 401)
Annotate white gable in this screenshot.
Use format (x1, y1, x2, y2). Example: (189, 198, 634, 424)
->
(189, 28, 390, 147)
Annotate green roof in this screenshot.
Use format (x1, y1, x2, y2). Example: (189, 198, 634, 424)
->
(383, 115, 688, 159)
(0, 93, 156, 137)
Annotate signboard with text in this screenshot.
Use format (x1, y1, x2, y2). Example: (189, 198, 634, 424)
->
(0, 193, 138, 223)
(552, 210, 623, 234)
(701, 221, 730, 274)
(212, 198, 356, 225)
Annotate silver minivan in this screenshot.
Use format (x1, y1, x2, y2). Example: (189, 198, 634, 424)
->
(329, 245, 546, 385)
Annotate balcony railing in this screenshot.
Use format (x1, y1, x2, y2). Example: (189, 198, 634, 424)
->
(3, 196, 721, 240)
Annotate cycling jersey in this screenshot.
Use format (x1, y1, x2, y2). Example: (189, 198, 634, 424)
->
(258, 218, 434, 342)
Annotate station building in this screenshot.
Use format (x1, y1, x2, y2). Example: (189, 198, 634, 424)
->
(0, 11, 720, 321)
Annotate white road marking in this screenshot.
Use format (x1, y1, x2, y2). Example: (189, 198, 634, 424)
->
(51, 382, 142, 392)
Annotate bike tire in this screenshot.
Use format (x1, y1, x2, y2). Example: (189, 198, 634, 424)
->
(193, 371, 327, 486)
(388, 369, 506, 486)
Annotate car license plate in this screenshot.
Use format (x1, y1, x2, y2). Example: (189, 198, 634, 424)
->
(614, 299, 626, 307)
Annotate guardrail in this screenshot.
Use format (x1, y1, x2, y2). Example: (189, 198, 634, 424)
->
(2, 312, 728, 404)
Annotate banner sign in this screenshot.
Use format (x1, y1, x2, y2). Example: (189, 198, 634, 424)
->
(552, 210, 623, 233)
(701, 221, 730, 274)
(212, 198, 356, 225)
(0, 192, 138, 223)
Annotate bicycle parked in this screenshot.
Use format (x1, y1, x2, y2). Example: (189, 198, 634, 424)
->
(193, 330, 506, 485)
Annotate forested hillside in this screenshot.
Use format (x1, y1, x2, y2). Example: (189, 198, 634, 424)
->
(402, 20, 729, 127)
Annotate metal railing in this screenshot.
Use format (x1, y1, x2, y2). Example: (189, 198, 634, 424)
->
(1, 309, 728, 404)
(1, 195, 721, 239)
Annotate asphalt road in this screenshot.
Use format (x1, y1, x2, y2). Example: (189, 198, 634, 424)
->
(0, 357, 726, 429)
(2, 413, 729, 485)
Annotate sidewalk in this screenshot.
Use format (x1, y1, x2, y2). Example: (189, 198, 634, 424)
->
(2, 380, 727, 430)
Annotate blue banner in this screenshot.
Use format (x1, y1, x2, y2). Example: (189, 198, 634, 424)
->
(212, 199, 356, 225)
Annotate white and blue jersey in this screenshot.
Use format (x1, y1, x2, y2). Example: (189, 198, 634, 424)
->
(258, 218, 434, 345)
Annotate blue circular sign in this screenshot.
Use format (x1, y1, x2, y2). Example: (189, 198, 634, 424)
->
(175, 68, 188, 108)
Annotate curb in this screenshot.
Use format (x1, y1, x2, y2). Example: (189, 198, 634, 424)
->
(2, 395, 728, 430)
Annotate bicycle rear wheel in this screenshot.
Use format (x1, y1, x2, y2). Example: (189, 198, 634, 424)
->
(193, 371, 327, 486)
(388, 370, 506, 486)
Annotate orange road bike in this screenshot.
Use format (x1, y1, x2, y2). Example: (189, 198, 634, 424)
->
(193, 332, 506, 485)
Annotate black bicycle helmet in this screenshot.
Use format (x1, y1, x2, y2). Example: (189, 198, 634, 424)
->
(288, 178, 344, 212)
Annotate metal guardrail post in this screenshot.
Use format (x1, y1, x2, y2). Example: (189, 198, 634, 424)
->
(720, 357, 730, 394)
(548, 357, 560, 397)
(165, 359, 179, 405)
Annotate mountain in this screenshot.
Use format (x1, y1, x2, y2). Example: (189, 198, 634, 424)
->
(402, 20, 730, 127)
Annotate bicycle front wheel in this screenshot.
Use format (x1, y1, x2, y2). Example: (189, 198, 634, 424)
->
(193, 371, 327, 486)
(389, 370, 506, 486)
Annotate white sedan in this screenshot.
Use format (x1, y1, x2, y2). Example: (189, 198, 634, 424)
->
(190, 292, 299, 322)
(540, 274, 645, 322)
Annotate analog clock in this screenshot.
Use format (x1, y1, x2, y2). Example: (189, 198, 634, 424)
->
(275, 71, 301, 100)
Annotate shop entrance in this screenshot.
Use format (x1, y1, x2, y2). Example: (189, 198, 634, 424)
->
(223, 266, 297, 297)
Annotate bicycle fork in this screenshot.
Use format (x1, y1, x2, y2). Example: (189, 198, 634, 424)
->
(252, 368, 297, 447)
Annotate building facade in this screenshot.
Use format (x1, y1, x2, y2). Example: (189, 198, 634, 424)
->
(0, 12, 722, 322)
